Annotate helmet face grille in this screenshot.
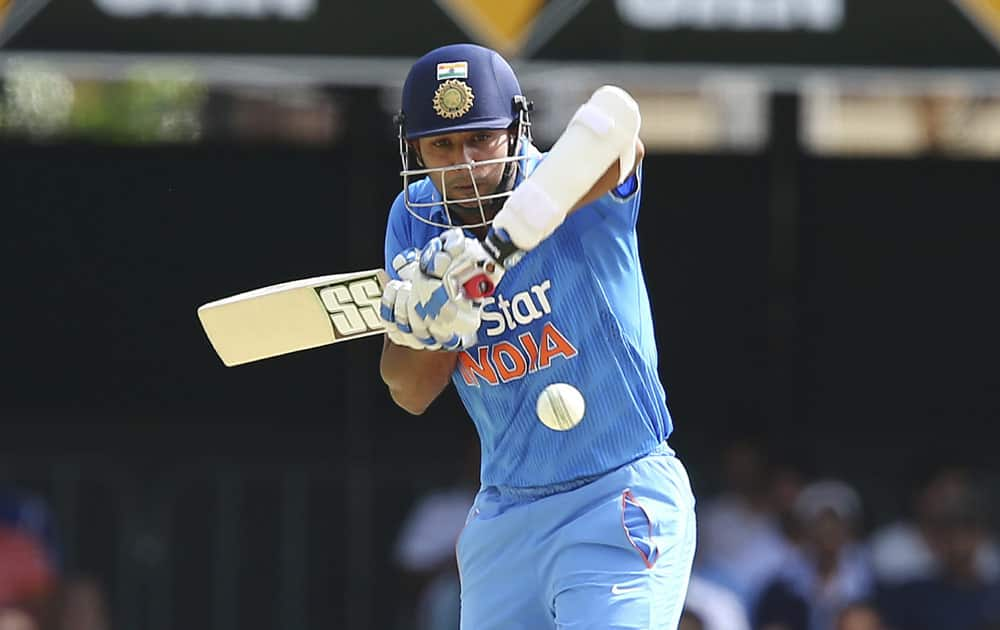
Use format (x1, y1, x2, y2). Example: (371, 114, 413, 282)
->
(397, 95, 534, 230)
(400, 154, 531, 229)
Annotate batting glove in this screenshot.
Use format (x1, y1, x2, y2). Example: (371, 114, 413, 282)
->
(410, 229, 494, 348)
(379, 249, 441, 351)
(381, 247, 478, 351)
(421, 227, 506, 300)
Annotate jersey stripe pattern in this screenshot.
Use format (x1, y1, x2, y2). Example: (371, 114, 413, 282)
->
(384, 147, 672, 493)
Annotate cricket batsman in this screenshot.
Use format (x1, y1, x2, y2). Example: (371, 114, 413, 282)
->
(379, 43, 696, 629)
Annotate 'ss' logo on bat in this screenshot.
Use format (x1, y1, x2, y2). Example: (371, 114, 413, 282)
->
(315, 275, 384, 338)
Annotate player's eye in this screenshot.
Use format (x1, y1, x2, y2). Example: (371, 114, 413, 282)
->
(473, 133, 492, 143)
(432, 139, 451, 148)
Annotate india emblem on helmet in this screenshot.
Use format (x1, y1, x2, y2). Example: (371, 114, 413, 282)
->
(432, 80, 476, 120)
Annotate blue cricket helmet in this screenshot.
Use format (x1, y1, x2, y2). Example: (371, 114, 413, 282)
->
(396, 43, 534, 229)
(399, 43, 527, 140)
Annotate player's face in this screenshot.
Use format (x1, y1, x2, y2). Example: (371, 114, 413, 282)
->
(416, 129, 510, 217)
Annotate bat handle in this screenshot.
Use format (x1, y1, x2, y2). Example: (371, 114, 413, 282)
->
(462, 273, 495, 299)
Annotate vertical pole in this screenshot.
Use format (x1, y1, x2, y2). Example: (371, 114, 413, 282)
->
(212, 467, 241, 630)
(277, 467, 308, 629)
(342, 87, 382, 630)
(115, 483, 142, 630)
(149, 479, 175, 630)
(51, 459, 79, 572)
(766, 93, 802, 442)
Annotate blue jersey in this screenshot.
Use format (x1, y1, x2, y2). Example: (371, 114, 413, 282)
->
(384, 148, 673, 493)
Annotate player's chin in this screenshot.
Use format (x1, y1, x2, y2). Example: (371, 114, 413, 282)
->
(452, 204, 497, 223)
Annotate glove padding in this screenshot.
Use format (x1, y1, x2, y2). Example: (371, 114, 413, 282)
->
(379, 249, 436, 350)
(380, 246, 477, 351)
(418, 227, 504, 300)
(412, 228, 498, 346)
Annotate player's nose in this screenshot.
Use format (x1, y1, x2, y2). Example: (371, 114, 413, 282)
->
(467, 153, 497, 178)
(461, 142, 479, 164)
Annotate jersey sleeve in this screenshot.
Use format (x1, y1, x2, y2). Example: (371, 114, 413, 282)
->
(384, 191, 412, 281)
(600, 160, 643, 230)
(564, 160, 643, 238)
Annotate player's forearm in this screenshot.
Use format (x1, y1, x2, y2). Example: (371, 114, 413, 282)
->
(571, 138, 645, 212)
(380, 336, 459, 415)
(487, 87, 642, 264)
(482, 136, 645, 270)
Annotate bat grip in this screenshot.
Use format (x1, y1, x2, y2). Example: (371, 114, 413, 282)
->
(462, 273, 495, 299)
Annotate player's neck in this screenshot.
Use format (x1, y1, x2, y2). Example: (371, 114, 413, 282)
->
(450, 208, 496, 241)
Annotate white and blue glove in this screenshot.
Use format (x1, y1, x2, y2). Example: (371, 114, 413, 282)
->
(379, 248, 440, 350)
(412, 228, 500, 347)
(380, 242, 480, 351)
(418, 227, 504, 301)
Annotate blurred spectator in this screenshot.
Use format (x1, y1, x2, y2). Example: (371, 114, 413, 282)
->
(770, 457, 809, 546)
(51, 577, 109, 630)
(0, 609, 38, 630)
(682, 573, 751, 630)
(0, 488, 110, 630)
(393, 437, 480, 630)
(869, 464, 1000, 585)
(0, 489, 60, 627)
(878, 475, 1000, 630)
(678, 608, 706, 630)
(756, 480, 874, 630)
(695, 439, 797, 610)
(834, 602, 885, 630)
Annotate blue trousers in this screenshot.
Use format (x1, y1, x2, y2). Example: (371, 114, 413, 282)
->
(457, 448, 696, 629)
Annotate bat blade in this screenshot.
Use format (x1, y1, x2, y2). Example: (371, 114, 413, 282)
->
(197, 269, 386, 367)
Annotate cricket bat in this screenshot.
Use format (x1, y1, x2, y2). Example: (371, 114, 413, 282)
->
(197, 269, 388, 367)
(197, 268, 496, 367)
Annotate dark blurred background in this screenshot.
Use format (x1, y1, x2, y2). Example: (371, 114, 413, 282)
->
(0, 2, 999, 630)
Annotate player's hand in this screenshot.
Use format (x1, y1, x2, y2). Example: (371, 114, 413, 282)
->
(408, 273, 479, 350)
(380, 249, 441, 351)
(420, 227, 505, 301)
(382, 248, 478, 351)
(408, 229, 490, 350)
